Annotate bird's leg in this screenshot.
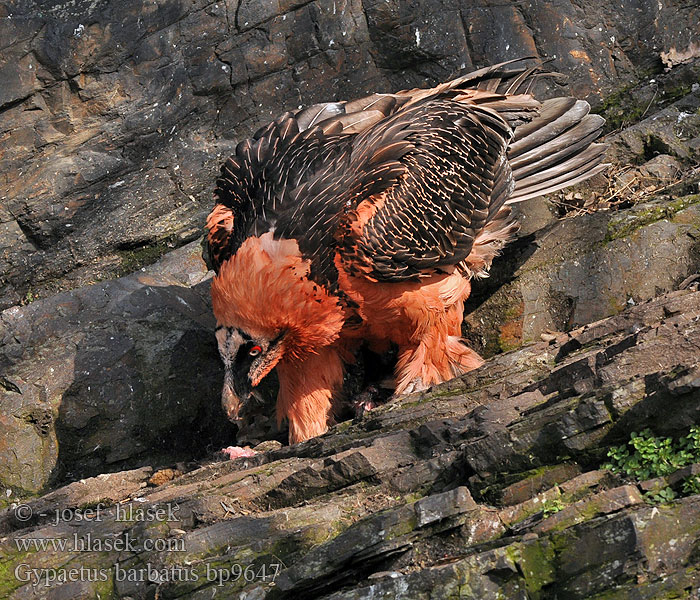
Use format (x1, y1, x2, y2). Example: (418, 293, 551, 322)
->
(395, 336, 484, 394)
(394, 303, 483, 395)
(276, 346, 345, 444)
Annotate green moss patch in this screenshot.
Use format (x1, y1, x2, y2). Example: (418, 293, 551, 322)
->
(115, 237, 177, 277)
(603, 194, 700, 244)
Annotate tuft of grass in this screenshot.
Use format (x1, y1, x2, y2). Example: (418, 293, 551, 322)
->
(20, 289, 37, 305)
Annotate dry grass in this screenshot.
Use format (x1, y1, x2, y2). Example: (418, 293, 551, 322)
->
(549, 162, 698, 219)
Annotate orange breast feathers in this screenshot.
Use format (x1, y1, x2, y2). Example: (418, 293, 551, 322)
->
(335, 264, 481, 392)
(210, 232, 346, 362)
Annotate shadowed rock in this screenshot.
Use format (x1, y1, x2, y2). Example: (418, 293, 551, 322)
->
(0, 243, 235, 494)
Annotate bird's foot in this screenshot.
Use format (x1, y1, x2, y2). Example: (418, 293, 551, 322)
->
(220, 446, 257, 460)
(399, 378, 429, 395)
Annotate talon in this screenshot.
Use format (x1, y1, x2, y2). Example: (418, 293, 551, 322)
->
(401, 378, 429, 395)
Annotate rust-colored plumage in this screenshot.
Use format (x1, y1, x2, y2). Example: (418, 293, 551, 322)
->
(204, 59, 607, 444)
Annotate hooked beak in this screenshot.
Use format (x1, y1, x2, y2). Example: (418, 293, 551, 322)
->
(221, 368, 251, 423)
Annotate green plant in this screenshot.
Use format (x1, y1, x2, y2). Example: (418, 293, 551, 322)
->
(644, 486, 677, 505)
(541, 496, 565, 518)
(682, 475, 700, 496)
(603, 427, 700, 504)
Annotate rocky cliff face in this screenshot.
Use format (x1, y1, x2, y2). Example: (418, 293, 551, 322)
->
(1, 1, 700, 598)
(1, 0, 699, 307)
(2, 288, 700, 599)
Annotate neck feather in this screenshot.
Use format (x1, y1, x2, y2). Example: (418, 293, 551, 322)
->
(211, 232, 345, 359)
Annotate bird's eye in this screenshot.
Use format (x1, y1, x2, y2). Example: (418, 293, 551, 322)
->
(249, 345, 262, 357)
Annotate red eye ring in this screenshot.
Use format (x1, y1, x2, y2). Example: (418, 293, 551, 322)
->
(249, 345, 262, 357)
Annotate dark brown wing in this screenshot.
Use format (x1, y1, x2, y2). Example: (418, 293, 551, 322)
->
(204, 60, 542, 273)
(334, 99, 515, 281)
(203, 203, 235, 272)
(203, 115, 356, 273)
(204, 58, 607, 281)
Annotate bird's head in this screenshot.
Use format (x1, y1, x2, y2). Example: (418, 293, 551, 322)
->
(214, 326, 285, 421)
(210, 232, 345, 423)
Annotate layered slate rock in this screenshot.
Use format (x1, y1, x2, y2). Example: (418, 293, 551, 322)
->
(1, 0, 699, 308)
(463, 187, 700, 357)
(1, 288, 699, 599)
